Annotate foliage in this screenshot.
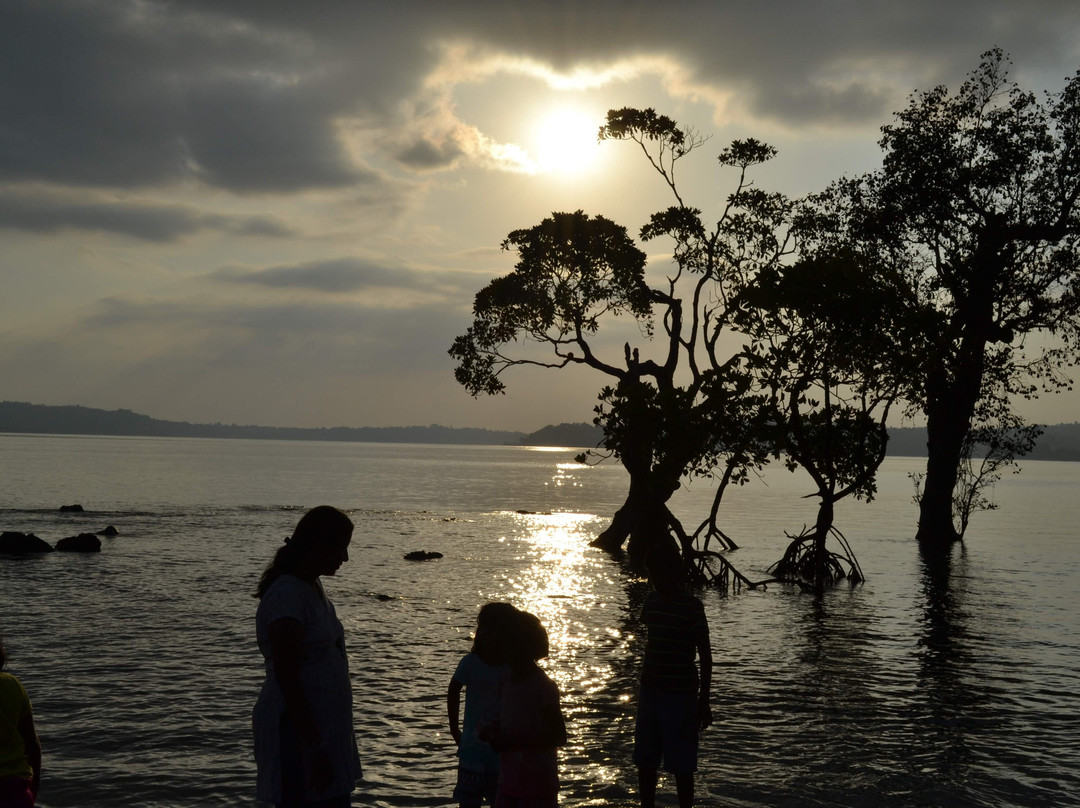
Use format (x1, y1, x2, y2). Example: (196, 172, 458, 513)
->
(449, 211, 651, 397)
(729, 252, 911, 590)
(798, 49, 1080, 546)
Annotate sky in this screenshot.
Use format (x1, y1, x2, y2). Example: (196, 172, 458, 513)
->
(3, 0, 1080, 431)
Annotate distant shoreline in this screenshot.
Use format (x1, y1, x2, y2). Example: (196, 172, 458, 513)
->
(0, 400, 600, 448)
(2, 400, 1079, 460)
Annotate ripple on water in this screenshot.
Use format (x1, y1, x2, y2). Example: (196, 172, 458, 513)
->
(1, 445, 1078, 807)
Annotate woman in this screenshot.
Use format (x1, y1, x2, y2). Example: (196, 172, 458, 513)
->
(253, 506, 362, 808)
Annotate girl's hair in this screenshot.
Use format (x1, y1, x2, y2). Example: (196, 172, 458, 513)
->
(472, 601, 516, 660)
(508, 610, 549, 663)
(254, 505, 353, 599)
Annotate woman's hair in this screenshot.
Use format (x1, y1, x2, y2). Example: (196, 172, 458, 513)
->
(472, 601, 516, 660)
(0, 634, 6, 671)
(254, 505, 354, 599)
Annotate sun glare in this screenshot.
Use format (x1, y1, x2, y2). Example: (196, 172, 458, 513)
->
(534, 109, 601, 175)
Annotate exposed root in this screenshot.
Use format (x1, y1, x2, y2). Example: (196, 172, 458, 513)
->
(686, 548, 777, 595)
(767, 525, 864, 589)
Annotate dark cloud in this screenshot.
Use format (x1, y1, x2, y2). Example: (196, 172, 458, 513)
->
(0, 0, 399, 192)
(5, 0, 1079, 197)
(0, 190, 294, 241)
(395, 137, 466, 171)
(212, 257, 424, 293)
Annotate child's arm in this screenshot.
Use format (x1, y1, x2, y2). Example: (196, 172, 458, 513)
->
(697, 631, 713, 731)
(447, 679, 464, 745)
(541, 702, 568, 748)
(18, 707, 40, 798)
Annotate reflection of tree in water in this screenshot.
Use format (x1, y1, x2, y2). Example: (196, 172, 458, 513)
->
(753, 595, 894, 805)
(908, 545, 980, 805)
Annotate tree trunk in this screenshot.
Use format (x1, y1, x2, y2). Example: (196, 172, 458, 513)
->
(591, 503, 633, 553)
(916, 334, 987, 548)
(590, 472, 677, 567)
(811, 497, 834, 597)
(917, 406, 963, 548)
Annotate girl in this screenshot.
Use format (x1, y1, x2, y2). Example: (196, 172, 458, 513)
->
(0, 635, 40, 808)
(253, 506, 363, 808)
(486, 610, 567, 808)
(447, 602, 515, 808)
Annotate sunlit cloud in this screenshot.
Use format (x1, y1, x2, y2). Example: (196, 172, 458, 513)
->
(425, 42, 645, 90)
(403, 45, 745, 176)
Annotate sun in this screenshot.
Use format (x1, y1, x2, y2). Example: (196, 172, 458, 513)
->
(533, 109, 601, 175)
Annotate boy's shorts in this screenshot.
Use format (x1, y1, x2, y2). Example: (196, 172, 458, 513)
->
(632, 686, 699, 774)
(454, 764, 499, 807)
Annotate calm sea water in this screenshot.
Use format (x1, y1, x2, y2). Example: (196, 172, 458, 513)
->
(0, 433, 1078, 807)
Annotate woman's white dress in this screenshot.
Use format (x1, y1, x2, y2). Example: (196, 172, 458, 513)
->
(253, 574, 362, 803)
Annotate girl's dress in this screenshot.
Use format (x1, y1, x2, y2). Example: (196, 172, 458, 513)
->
(496, 668, 560, 806)
(253, 574, 362, 804)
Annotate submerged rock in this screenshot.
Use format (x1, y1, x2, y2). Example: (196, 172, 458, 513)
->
(97, 525, 119, 536)
(404, 550, 443, 561)
(59, 504, 85, 513)
(0, 531, 55, 554)
(56, 533, 102, 553)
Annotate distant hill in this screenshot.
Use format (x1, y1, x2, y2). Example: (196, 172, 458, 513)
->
(0, 401, 523, 446)
(885, 424, 1080, 462)
(519, 422, 604, 448)
(3, 401, 1079, 459)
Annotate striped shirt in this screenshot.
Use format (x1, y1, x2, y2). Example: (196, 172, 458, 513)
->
(640, 590, 710, 693)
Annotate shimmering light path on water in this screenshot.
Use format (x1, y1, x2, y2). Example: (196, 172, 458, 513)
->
(0, 435, 1078, 806)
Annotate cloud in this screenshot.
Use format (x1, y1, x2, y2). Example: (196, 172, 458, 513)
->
(394, 136, 467, 172)
(0, 1, 389, 192)
(46, 292, 468, 377)
(4, 0, 1079, 196)
(211, 257, 426, 294)
(0, 189, 294, 241)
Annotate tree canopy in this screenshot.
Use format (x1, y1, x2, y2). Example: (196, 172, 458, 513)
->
(799, 48, 1080, 547)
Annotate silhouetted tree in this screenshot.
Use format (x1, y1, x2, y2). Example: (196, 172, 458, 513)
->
(451, 109, 791, 568)
(800, 50, 1080, 549)
(736, 254, 913, 592)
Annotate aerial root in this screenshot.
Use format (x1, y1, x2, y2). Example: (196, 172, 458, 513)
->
(767, 525, 864, 589)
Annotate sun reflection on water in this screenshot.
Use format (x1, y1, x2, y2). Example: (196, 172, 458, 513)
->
(501, 510, 641, 794)
(546, 462, 589, 487)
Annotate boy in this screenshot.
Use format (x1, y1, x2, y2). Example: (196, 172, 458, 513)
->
(634, 539, 713, 808)
(0, 635, 41, 808)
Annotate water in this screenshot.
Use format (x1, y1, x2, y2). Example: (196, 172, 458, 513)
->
(0, 433, 1078, 807)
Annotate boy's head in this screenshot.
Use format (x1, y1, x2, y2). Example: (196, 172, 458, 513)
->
(645, 539, 686, 593)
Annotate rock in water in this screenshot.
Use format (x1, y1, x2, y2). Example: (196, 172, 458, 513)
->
(0, 531, 55, 554)
(56, 533, 102, 553)
(97, 525, 119, 536)
(404, 550, 443, 561)
(59, 504, 85, 513)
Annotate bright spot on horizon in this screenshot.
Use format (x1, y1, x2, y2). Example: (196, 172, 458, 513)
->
(534, 109, 601, 174)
